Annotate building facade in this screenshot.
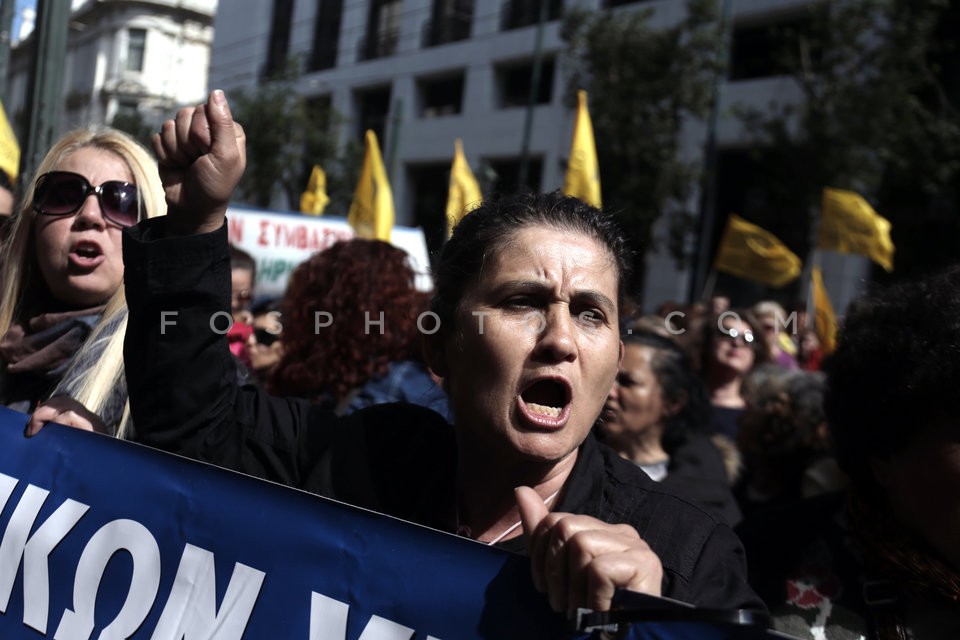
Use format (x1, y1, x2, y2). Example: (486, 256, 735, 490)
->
(208, 0, 875, 313)
(6, 0, 217, 140)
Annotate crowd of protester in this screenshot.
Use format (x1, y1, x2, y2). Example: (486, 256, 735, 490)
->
(4, 90, 959, 638)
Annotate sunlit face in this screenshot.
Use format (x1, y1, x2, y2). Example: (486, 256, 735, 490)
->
(709, 315, 756, 375)
(441, 226, 622, 466)
(33, 148, 132, 307)
(600, 344, 668, 449)
(879, 420, 960, 571)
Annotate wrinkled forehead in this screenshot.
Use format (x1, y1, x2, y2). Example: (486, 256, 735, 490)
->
(486, 223, 619, 283)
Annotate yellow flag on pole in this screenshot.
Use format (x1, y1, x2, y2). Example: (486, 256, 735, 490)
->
(348, 130, 394, 241)
(562, 90, 601, 208)
(713, 214, 802, 287)
(445, 139, 482, 236)
(300, 165, 330, 216)
(811, 266, 838, 354)
(818, 187, 894, 272)
(0, 99, 20, 182)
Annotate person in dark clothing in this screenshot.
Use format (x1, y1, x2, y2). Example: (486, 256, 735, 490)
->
(30, 90, 763, 616)
(598, 330, 742, 526)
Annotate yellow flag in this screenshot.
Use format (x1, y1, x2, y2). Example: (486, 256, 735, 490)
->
(818, 187, 894, 272)
(562, 90, 601, 208)
(348, 130, 394, 241)
(445, 139, 482, 236)
(713, 214, 802, 287)
(300, 165, 330, 216)
(811, 266, 838, 354)
(0, 99, 20, 182)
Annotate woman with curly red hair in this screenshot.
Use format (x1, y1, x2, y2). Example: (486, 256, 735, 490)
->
(268, 238, 448, 417)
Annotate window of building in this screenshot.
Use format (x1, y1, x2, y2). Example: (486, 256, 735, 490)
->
(423, 0, 473, 47)
(116, 99, 139, 118)
(264, 0, 295, 79)
(485, 157, 543, 193)
(126, 28, 146, 72)
(360, 0, 401, 61)
(496, 58, 554, 108)
(500, 0, 562, 31)
(309, 0, 344, 71)
(729, 14, 821, 81)
(418, 73, 465, 118)
(356, 86, 392, 144)
(603, 0, 654, 7)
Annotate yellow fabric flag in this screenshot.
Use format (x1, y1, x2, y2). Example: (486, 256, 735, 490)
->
(562, 90, 601, 208)
(811, 266, 838, 354)
(348, 130, 394, 241)
(0, 99, 20, 182)
(713, 214, 802, 288)
(445, 139, 482, 236)
(300, 165, 330, 216)
(818, 187, 894, 272)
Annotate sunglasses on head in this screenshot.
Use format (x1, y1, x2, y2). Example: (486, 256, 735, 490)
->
(253, 328, 280, 346)
(33, 171, 140, 228)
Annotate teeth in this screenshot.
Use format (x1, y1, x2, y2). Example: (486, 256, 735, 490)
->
(527, 402, 561, 418)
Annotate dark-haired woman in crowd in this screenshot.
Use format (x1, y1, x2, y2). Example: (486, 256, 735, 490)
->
(694, 309, 769, 440)
(599, 329, 742, 526)
(268, 238, 448, 417)
(31, 91, 763, 615)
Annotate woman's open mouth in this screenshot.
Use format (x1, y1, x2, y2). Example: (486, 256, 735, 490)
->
(68, 241, 105, 270)
(517, 377, 572, 429)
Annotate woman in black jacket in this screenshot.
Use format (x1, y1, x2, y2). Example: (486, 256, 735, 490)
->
(30, 90, 763, 616)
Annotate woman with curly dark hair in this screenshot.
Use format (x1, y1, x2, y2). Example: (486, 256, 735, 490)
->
(268, 238, 448, 417)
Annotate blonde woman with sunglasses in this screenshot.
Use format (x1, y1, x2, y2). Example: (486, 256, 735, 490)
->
(0, 127, 165, 436)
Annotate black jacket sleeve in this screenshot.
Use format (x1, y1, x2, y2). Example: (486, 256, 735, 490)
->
(122, 218, 335, 487)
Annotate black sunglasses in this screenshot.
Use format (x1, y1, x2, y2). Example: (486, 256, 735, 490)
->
(33, 171, 140, 228)
(253, 328, 280, 346)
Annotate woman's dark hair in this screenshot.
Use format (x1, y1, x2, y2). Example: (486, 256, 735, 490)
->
(623, 329, 712, 447)
(431, 191, 633, 329)
(824, 264, 960, 493)
(269, 239, 429, 403)
(229, 244, 257, 284)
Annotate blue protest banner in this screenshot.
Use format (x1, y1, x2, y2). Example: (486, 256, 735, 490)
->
(0, 406, 570, 639)
(0, 406, 790, 639)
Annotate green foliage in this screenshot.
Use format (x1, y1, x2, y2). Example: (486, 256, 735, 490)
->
(736, 0, 960, 277)
(229, 58, 347, 212)
(562, 0, 725, 294)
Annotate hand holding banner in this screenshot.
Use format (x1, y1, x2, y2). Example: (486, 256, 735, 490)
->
(0, 407, 791, 639)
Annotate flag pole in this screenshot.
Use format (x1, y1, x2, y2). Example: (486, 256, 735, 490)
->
(804, 196, 825, 329)
(700, 270, 718, 304)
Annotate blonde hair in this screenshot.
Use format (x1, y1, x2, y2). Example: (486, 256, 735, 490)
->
(0, 127, 165, 436)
